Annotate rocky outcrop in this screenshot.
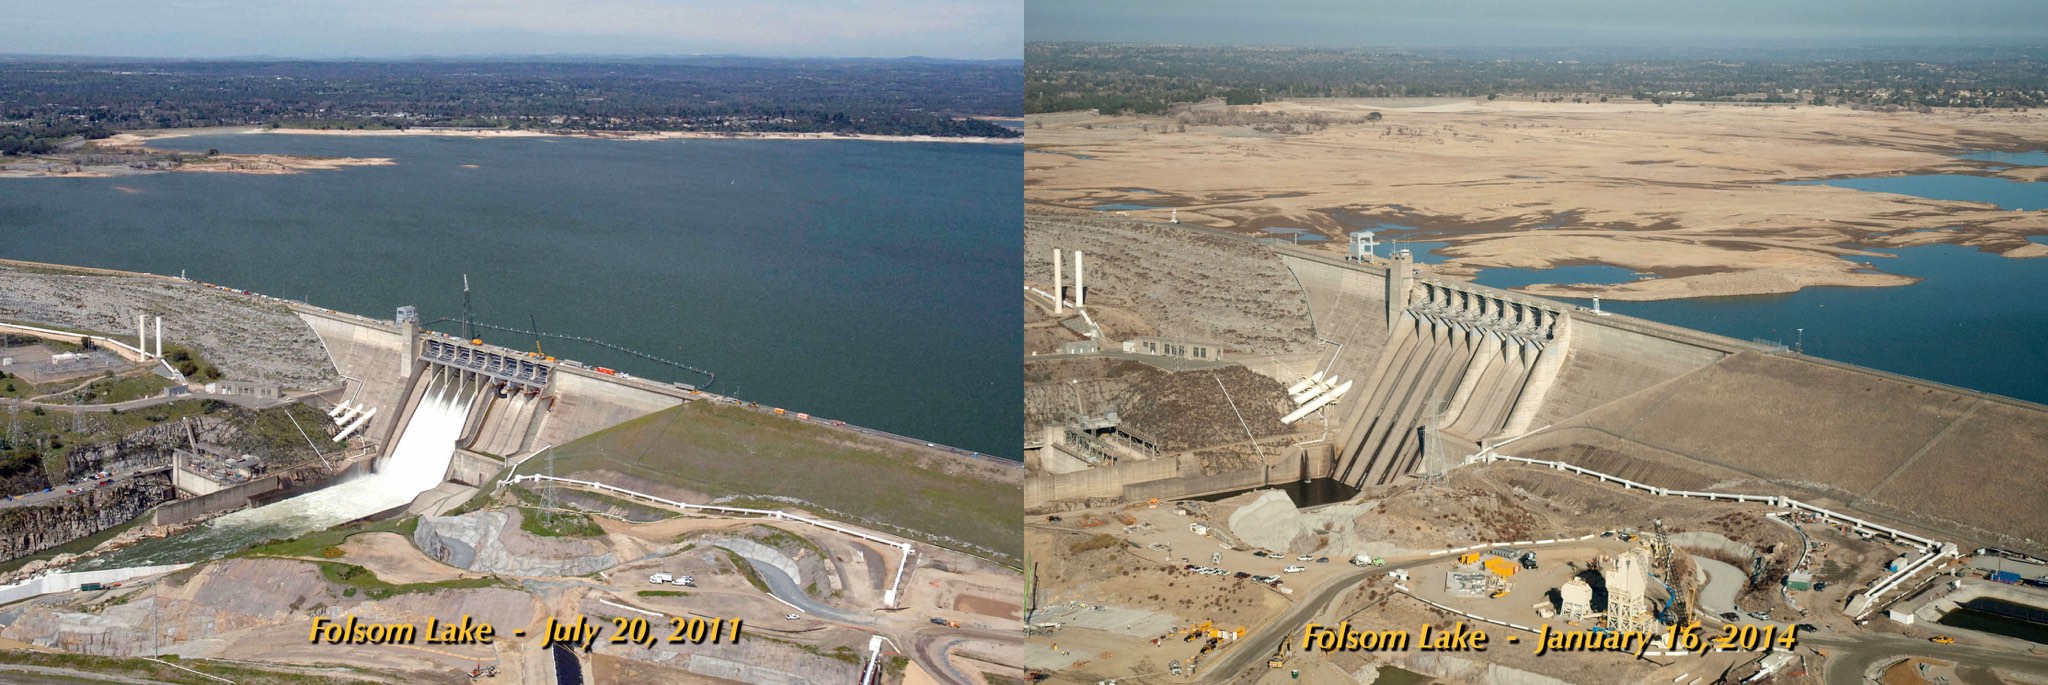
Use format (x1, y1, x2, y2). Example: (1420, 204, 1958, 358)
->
(0, 473, 175, 560)
(413, 508, 618, 577)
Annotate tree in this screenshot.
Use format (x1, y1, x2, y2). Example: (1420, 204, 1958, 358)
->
(1366, 111, 1382, 122)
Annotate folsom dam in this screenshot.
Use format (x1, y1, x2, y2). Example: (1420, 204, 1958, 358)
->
(1024, 218, 2048, 560)
(0, 261, 1017, 575)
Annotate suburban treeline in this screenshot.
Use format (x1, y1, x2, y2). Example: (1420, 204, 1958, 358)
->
(0, 58, 1022, 153)
(1027, 44, 2048, 114)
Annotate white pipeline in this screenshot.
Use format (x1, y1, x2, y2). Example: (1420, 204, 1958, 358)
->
(1281, 380, 1353, 425)
(1290, 375, 1340, 405)
(333, 407, 377, 442)
(1285, 370, 1327, 396)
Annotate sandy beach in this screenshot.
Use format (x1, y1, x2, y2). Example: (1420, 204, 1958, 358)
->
(1025, 99, 2048, 300)
(0, 124, 1016, 180)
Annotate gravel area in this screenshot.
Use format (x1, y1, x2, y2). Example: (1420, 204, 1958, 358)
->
(0, 263, 338, 390)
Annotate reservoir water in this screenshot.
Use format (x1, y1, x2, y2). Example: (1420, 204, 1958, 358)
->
(1343, 168, 2048, 406)
(0, 133, 1022, 459)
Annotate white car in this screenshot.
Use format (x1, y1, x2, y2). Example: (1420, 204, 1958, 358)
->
(784, 613, 801, 620)
(673, 575, 695, 587)
(1284, 565, 1307, 573)
(1297, 554, 1315, 562)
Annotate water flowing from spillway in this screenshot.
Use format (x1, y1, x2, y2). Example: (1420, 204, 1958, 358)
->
(70, 369, 477, 570)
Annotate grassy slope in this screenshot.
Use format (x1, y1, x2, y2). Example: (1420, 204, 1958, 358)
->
(517, 401, 1020, 562)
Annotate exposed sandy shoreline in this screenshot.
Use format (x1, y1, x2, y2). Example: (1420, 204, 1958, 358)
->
(0, 131, 394, 178)
(0, 124, 1017, 180)
(1025, 99, 2048, 300)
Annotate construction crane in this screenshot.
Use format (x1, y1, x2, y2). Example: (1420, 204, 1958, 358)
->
(528, 315, 550, 359)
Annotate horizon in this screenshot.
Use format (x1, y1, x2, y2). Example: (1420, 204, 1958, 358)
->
(1028, 0, 2048, 49)
(0, 0, 1023, 61)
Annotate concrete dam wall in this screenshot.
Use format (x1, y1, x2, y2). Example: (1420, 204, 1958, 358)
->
(1282, 249, 1585, 489)
(1278, 244, 2048, 555)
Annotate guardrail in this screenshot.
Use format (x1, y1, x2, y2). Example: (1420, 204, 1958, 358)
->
(501, 474, 918, 606)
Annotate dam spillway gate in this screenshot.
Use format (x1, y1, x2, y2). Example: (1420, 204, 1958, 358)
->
(1331, 250, 1574, 489)
(416, 337, 554, 458)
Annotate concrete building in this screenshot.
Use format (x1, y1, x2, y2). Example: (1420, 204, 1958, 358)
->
(1122, 336, 1223, 362)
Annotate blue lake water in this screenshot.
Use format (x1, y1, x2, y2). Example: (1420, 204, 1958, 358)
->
(1578, 243, 2048, 404)
(1094, 203, 1155, 212)
(1474, 264, 1640, 289)
(1336, 175, 2048, 404)
(1959, 150, 2048, 167)
(1785, 175, 2048, 211)
(0, 134, 1022, 458)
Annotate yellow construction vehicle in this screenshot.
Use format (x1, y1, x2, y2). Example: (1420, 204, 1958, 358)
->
(1930, 636, 1955, 644)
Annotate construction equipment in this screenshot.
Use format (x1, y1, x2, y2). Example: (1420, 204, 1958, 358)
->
(929, 617, 960, 628)
(1930, 636, 1955, 644)
(1268, 638, 1291, 668)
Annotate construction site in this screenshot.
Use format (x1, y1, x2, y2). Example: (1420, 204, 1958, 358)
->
(1021, 210, 2048, 685)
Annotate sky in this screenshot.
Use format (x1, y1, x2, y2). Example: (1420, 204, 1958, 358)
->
(0, 0, 1023, 59)
(1028, 0, 2048, 47)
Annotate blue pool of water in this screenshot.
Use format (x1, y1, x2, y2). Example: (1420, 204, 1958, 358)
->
(1474, 264, 1641, 289)
(1785, 174, 2048, 211)
(1959, 150, 2048, 166)
(1094, 203, 1155, 212)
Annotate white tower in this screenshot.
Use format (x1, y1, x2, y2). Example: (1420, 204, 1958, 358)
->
(1053, 248, 1064, 314)
(1075, 251, 1086, 308)
(1603, 550, 1653, 633)
(154, 316, 162, 360)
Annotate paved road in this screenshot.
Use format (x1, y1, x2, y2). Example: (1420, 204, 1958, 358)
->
(0, 464, 169, 509)
(1188, 538, 1623, 682)
(1807, 633, 2048, 685)
(728, 550, 874, 625)
(0, 390, 288, 413)
(913, 627, 1014, 685)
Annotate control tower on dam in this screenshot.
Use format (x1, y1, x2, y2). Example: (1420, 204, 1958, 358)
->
(1271, 243, 2048, 555)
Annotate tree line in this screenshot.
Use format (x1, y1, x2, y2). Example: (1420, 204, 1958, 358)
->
(0, 57, 1024, 153)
